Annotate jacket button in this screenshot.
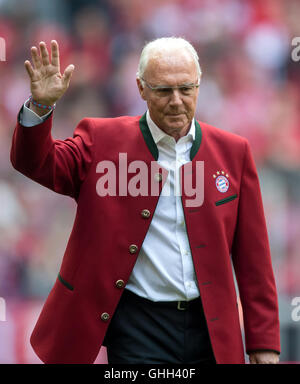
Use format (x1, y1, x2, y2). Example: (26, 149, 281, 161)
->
(141, 209, 150, 218)
(116, 279, 125, 289)
(129, 244, 138, 254)
(101, 312, 110, 322)
(154, 173, 162, 182)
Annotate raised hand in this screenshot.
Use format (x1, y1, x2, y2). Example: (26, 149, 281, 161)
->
(24, 40, 74, 110)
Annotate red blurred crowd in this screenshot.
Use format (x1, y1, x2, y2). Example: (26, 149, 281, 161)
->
(0, 0, 300, 363)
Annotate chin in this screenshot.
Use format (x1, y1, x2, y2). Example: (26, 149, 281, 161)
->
(165, 119, 186, 130)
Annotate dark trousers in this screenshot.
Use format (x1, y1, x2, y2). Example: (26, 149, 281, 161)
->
(103, 289, 216, 364)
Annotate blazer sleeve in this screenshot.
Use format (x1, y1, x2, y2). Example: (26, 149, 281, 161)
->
(231, 139, 280, 355)
(10, 108, 95, 200)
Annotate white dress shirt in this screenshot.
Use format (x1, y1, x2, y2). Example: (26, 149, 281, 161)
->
(20, 104, 200, 302)
(126, 111, 200, 302)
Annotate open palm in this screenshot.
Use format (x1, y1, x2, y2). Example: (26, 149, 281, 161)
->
(25, 40, 74, 106)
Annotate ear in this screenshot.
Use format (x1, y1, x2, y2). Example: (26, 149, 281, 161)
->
(136, 78, 147, 100)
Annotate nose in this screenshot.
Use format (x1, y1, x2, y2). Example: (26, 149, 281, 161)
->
(169, 89, 183, 106)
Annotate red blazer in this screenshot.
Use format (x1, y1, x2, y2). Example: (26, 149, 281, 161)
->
(10, 111, 280, 364)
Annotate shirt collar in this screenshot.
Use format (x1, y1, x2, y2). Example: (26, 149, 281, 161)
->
(146, 110, 195, 145)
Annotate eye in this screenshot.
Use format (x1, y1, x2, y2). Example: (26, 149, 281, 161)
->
(156, 88, 172, 96)
(180, 86, 193, 95)
(158, 88, 172, 93)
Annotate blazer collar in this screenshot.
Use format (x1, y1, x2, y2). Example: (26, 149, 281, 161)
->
(139, 112, 202, 161)
(146, 110, 196, 144)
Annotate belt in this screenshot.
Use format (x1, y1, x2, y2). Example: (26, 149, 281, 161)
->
(123, 289, 201, 311)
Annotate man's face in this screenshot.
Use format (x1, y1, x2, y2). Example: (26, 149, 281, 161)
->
(137, 50, 200, 139)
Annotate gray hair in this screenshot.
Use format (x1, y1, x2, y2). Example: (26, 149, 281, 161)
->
(136, 37, 202, 83)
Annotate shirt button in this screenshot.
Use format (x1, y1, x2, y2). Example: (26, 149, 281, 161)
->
(115, 279, 125, 289)
(101, 312, 110, 322)
(129, 244, 138, 254)
(141, 209, 151, 218)
(154, 173, 162, 182)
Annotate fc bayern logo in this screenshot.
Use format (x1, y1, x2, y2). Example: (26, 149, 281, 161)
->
(216, 175, 229, 193)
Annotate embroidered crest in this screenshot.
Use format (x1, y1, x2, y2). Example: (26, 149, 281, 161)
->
(215, 175, 229, 193)
(214, 171, 230, 193)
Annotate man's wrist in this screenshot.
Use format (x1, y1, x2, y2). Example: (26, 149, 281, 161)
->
(20, 98, 53, 127)
(28, 96, 56, 117)
(29, 102, 53, 117)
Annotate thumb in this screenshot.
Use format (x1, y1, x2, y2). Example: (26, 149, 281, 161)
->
(62, 64, 75, 87)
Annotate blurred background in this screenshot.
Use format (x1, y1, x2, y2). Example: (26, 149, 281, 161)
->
(0, 0, 300, 363)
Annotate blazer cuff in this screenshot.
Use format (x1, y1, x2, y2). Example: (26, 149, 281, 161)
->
(19, 99, 53, 127)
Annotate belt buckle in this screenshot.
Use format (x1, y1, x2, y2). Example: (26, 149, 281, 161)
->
(177, 301, 187, 311)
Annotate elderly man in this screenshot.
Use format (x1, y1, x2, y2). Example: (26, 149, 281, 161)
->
(11, 37, 280, 364)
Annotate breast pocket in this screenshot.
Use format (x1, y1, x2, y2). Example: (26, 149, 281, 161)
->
(58, 272, 74, 291)
(215, 193, 238, 206)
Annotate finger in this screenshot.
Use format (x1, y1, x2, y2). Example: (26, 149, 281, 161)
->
(30, 46, 42, 70)
(39, 41, 50, 66)
(62, 64, 75, 87)
(50, 40, 60, 68)
(24, 60, 36, 81)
